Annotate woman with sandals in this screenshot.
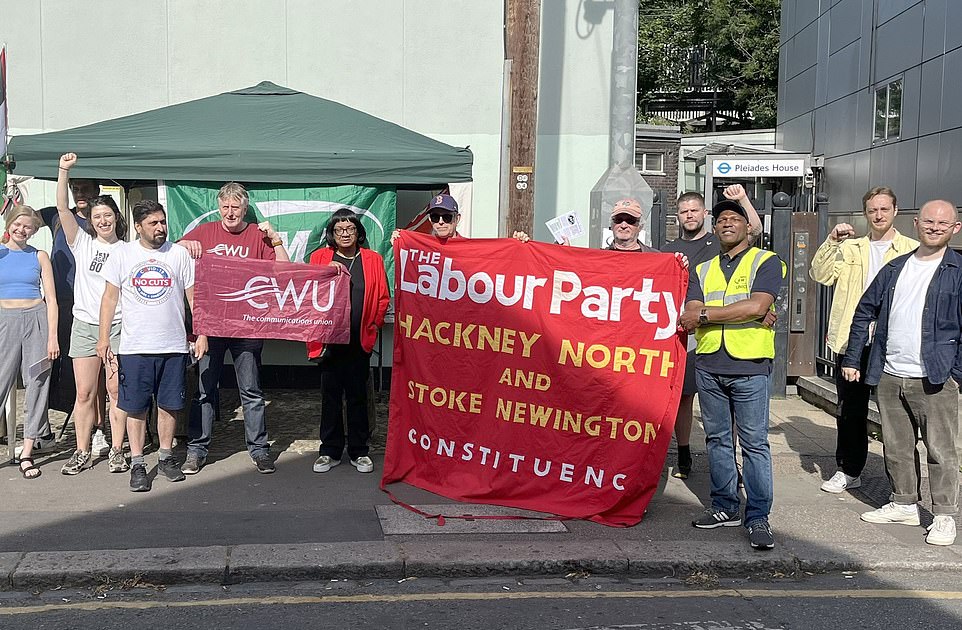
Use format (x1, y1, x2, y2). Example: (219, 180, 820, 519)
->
(0, 205, 59, 479)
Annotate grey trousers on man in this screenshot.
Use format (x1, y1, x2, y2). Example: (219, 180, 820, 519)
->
(0, 304, 52, 440)
(876, 372, 960, 515)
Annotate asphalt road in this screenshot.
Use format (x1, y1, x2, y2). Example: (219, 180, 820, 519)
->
(2, 571, 960, 629)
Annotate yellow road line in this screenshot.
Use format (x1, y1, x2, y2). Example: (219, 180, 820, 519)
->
(3, 588, 962, 616)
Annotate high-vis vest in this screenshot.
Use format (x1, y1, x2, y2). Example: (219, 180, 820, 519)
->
(694, 247, 784, 360)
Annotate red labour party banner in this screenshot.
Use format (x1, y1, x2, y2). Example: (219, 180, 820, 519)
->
(382, 232, 689, 527)
(193, 256, 351, 343)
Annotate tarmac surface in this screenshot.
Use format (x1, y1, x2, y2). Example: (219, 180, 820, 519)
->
(2, 386, 961, 591)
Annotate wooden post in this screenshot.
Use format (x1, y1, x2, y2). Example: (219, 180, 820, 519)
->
(504, 0, 541, 235)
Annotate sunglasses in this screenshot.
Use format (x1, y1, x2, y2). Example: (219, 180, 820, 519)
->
(429, 212, 456, 224)
(612, 213, 639, 226)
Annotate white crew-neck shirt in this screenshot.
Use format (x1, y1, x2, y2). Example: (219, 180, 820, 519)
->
(884, 254, 942, 377)
(865, 239, 891, 290)
(68, 230, 124, 325)
(101, 240, 195, 355)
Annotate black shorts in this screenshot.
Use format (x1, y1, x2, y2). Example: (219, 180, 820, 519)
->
(118, 353, 189, 414)
(682, 349, 697, 396)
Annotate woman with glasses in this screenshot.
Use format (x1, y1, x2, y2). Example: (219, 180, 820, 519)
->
(55, 153, 130, 475)
(0, 205, 59, 479)
(307, 208, 389, 475)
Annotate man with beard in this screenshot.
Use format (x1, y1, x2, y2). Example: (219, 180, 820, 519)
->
(810, 187, 917, 494)
(843, 200, 962, 546)
(663, 185, 762, 479)
(98, 200, 205, 492)
(680, 199, 784, 551)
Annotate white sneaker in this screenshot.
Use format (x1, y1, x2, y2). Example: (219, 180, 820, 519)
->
(926, 515, 957, 546)
(312, 455, 340, 473)
(861, 502, 921, 526)
(351, 456, 374, 473)
(820, 470, 861, 494)
(91, 430, 110, 457)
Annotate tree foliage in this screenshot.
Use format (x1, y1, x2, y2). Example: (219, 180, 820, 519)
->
(638, 0, 781, 128)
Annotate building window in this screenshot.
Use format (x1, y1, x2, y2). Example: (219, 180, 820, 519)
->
(873, 79, 902, 142)
(640, 152, 665, 174)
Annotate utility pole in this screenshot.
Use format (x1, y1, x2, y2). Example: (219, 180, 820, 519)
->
(503, 0, 541, 235)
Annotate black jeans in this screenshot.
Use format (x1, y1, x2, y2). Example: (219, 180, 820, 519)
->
(834, 348, 871, 477)
(319, 345, 371, 461)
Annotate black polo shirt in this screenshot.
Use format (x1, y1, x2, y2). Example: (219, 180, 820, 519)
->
(685, 247, 784, 376)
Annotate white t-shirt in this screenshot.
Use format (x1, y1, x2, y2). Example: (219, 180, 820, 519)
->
(884, 254, 942, 377)
(68, 230, 124, 325)
(101, 240, 195, 355)
(865, 239, 891, 290)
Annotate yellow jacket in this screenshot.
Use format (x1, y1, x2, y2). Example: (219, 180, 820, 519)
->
(809, 229, 918, 353)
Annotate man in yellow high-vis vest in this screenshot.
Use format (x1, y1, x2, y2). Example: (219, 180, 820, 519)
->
(680, 199, 785, 551)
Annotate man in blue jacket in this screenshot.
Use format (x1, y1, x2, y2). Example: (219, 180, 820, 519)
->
(842, 199, 962, 546)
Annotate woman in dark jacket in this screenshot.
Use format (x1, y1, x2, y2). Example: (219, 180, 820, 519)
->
(307, 208, 389, 474)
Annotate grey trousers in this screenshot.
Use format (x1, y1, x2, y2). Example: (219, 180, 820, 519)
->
(877, 372, 960, 515)
(0, 304, 52, 440)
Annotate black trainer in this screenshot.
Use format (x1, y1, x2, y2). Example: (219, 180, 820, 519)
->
(129, 463, 151, 492)
(747, 520, 775, 550)
(158, 457, 186, 482)
(252, 454, 275, 474)
(692, 507, 742, 529)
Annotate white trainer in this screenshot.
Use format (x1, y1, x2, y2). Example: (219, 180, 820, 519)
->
(926, 515, 957, 546)
(861, 502, 921, 526)
(312, 455, 340, 473)
(351, 456, 374, 473)
(91, 430, 110, 457)
(820, 470, 861, 494)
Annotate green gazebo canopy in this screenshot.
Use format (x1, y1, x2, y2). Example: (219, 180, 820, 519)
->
(8, 81, 473, 185)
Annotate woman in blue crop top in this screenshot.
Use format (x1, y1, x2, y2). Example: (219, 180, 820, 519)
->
(0, 205, 59, 479)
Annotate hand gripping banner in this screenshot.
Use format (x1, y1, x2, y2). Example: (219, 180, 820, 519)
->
(382, 232, 689, 526)
(193, 256, 351, 343)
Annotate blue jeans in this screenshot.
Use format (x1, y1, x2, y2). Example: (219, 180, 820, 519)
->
(695, 369, 773, 525)
(188, 337, 268, 458)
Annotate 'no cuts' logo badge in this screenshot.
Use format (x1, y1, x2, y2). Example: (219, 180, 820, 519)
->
(129, 260, 175, 305)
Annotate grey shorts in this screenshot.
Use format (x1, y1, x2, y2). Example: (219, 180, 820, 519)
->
(69, 319, 121, 358)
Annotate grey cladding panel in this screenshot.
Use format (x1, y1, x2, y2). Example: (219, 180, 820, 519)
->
(919, 58, 943, 136)
(783, 66, 818, 120)
(946, 0, 962, 52)
(878, 0, 922, 25)
(794, 0, 821, 28)
(915, 134, 942, 204)
(822, 94, 859, 156)
(922, 0, 947, 62)
(829, 0, 864, 54)
(899, 65, 920, 140)
(780, 112, 815, 153)
(781, 0, 795, 43)
(941, 47, 962, 130)
(826, 41, 861, 101)
(854, 88, 875, 152)
(824, 154, 858, 211)
(786, 20, 820, 78)
(873, 4, 924, 81)
(895, 139, 918, 204)
(938, 128, 962, 205)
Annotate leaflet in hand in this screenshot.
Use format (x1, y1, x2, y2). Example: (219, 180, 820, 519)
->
(546, 211, 585, 243)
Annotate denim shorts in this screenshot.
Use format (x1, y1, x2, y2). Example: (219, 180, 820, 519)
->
(117, 353, 189, 414)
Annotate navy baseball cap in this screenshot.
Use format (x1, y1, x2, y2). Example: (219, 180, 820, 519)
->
(428, 194, 459, 214)
(711, 199, 748, 220)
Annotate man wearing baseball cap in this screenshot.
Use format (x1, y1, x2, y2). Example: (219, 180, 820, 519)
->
(679, 198, 785, 551)
(606, 198, 658, 252)
(392, 193, 462, 243)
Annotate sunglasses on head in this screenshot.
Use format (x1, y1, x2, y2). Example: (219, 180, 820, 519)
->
(612, 213, 639, 226)
(429, 212, 456, 224)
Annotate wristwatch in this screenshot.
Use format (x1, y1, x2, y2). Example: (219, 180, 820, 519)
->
(271, 239, 283, 247)
(698, 308, 709, 326)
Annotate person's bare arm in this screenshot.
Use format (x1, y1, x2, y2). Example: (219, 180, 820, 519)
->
(38, 251, 60, 360)
(723, 184, 763, 240)
(97, 283, 120, 361)
(56, 153, 82, 246)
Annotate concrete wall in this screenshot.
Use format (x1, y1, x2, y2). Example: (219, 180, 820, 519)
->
(778, 0, 962, 217)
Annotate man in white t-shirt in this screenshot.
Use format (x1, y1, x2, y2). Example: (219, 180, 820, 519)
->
(810, 187, 918, 494)
(98, 200, 206, 493)
(842, 199, 962, 546)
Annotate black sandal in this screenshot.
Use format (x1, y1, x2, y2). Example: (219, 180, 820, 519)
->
(19, 457, 42, 480)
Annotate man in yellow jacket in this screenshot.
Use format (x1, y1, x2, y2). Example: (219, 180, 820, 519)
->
(680, 199, 784, 551)
(809, 187, 918, 494)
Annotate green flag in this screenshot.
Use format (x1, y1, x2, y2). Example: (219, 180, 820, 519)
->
(161, 181, 396, 289)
